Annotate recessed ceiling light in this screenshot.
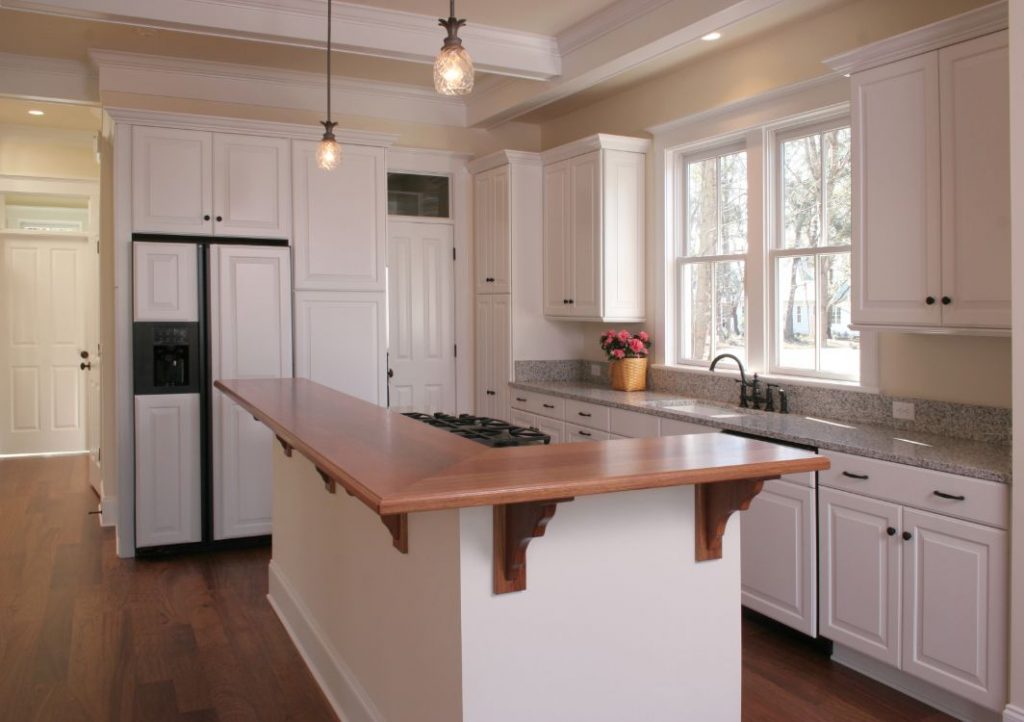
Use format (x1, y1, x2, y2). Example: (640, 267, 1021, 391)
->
(702, 31, 722, 41)
(28, 109, 45, 116)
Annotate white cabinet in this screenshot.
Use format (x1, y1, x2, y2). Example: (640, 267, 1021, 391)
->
(565, 422, 609, 442)
(292, 141, 386, 291)
(542, 135, 647, 322)
(475, 294, 511, 420)
(132, 127, 291, 239)
(134, 393, 202, 547)
(132, 241, 198, 322)
(742, 475, 818, 636)
(850, 31, 1009, 331)
(294, 291, 387, 406)
(209, 245, 292, 540)
(473, 165, 511, 294)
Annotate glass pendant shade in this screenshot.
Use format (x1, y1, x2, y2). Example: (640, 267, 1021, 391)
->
(317, 136, 340, 170)
(434, 44, 474, 96)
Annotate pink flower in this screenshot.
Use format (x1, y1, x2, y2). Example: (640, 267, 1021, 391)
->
(612, 349, 625, 359)
(628, 338, 644, 353)
(617, 330, 630, 342)
(638, 331, 649, 343)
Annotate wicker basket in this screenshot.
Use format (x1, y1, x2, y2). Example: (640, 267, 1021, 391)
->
(609, 358, 648, 391)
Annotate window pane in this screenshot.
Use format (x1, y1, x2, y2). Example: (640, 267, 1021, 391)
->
(781, 134, 822, 249)
(777, 255, 816, 370)
(820, 253, 859, 378)
(825, 128, 852, 247)
(387, 173, 449, 217)
(716, 261, 746, 361)
(718, 152, 747, 254)
(686, 158, 718, 257)
(681, 262, 713, 361)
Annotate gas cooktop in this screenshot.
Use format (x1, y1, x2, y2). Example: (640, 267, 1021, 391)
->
(402, 412, 551, 448)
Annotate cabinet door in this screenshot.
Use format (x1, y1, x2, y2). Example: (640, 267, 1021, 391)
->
(294, 291, 387, 406)
(542, 161, 572, 317)
(939, 31, 1010, 329)
(134, 393, 201, 547)
(901, 508, 1007, 709)
(213, 134, 290, 239)
(132, 242, 198, 322)
(569, 151, 602, 319)
(132, 126, 213, 235)
(741, 479, 817, 636)
(819, 487, 901, 666)
(602, 150, 645, 321)
(474, 171, 493, 294)
(489, 167, 512, 294)
(474, 295, 494, 417)
(210, 246, 292, 540)
(292, 141, 386, 291)
(491, 294, 512, 421)
(533, 416, 565, 444)
(851, 54, 941, 326)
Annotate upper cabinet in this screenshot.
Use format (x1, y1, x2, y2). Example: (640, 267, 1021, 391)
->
(541, 134, 648, 322)
(292, 141, 387, 292)
(844, 29, 1009, 332)
(474, 165, 511, 294)
(132, 127, 291, 239)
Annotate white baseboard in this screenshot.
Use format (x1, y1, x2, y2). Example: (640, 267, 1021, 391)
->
(1004, 704, 1024, 722)
(99, 495, 117, 528)
(832, 645, 1001, 722)
(267, 560, 384, 722)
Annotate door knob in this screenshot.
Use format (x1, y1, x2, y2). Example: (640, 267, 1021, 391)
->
(80, 362, 92, 371)
(80, 350, 90, 359)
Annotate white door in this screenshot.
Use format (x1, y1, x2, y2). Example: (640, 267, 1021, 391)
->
(84, 236, 101, 494)
(851, 53, 941, 326)
(134, 393, 202, 547)
(294, 291, 387, 405)
(292, 141, 386, 291)
(542, 161, 571, 317)
(819, 487, 902, 666)
(387, 221, 456, 414)
(901, 508, 1007, 709)
(570, 151, 602, 319)
(212, 134, 291, 239)
(210, 245, 292, 540)
(132, 126, 213, 235)
(0, 235, 89, 455)
(489, 167, 511, 294)
(938, 31, 1011, 329)
(474, 170, 493, 294)
(490, 294, 511, 421)
(741, 478, 818, 636)
(474, 294, 494, 417)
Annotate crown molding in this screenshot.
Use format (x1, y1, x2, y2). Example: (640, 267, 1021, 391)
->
(540, 133, 650, 165)
(89, 49, 468, 128)
(557, 0, 676, 54)
(0, 122, 98, 145)
(825, 0, 1007, 74)
(467, 149, 542, 174)
(4, 0, 561, 80)
(0, 51, 98, 103)
(103, 106, 399, 146)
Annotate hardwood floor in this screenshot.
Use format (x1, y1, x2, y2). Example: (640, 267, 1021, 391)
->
(0, 455, 954, 721)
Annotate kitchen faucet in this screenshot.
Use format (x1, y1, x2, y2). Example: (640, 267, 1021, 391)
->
(708, 353, 787, 412)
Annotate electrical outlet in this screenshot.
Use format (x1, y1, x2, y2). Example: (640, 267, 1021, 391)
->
(590, 363, 601, 377)
(892, 401, 915, 421)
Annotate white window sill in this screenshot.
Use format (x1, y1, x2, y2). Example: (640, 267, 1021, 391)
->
(652, 363, 880, 395)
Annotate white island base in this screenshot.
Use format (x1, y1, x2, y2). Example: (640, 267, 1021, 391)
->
(267, 446, 744, 722)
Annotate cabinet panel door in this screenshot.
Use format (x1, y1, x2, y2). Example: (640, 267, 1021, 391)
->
(490, 167, 512, 294)
(132, 126, 213, 235)
(474, 172, 493, 294)
(293, 291, 387, 406)
(542, 161, 572, 317)
(213, 134, 291, 239)
(939, 31, 1010, 329)
(134, 393, 201, 547)
(533, 416, 565, 444)
(210, 246, 292, 540)
(602, 150, 645, 321)
(474, 295, 494, 417)
(901, 508, 1007, 709)
(292, 141, 386, 291)
(570, 151, 602, 319)
(491, 294, 512, 421)
(741, 479, 817, 636)
(851, 54, 941, 326)
(132, 242, 199, 322)
(819, 487, 901, 665)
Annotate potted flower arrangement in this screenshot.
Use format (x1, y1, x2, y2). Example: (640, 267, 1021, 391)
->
(600, 330, 651, 391)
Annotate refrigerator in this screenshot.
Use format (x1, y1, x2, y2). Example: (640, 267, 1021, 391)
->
(131, 237, 292, 553)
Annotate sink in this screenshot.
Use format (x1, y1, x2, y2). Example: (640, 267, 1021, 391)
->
(649, 399, 748, 419)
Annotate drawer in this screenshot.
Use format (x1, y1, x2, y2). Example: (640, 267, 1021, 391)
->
(819, 450, 1008, 529)
(510, 390, 564, 419)
(565, 399, 610, 430)
(610, 408, 660, 438)
(660, 417, 717, 436)
(533, 417, 565, 444)
(510, 409, 536, 429)
(565, 422, 610, 442)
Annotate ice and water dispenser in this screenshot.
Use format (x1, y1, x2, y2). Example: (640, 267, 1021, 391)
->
(133, 322, 201, 395)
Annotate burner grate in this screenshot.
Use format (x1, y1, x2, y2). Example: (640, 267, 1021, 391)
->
(402, 412, 551, 447)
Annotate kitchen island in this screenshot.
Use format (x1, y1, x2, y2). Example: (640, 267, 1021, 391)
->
(215, 378, 829, 722)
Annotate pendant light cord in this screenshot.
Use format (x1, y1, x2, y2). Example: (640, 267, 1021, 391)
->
(326, 0, 332, 124)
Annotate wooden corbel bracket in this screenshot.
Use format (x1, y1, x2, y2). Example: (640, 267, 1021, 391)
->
(381, 514, 409, 554)
(275, 435, 293, 457)
(694, 479, 765, 561)
(493, 498, 574, 594)
(315, 467, 337, 495)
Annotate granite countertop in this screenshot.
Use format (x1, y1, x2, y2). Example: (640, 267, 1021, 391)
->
(509, 381, 1012, 484)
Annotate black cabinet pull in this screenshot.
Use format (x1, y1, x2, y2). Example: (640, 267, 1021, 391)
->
(578, 431, 592, 437)
(933, 490, 966, 501)
(515, 397, 527, 402)
(841, 471, 869, 480)
(887, 527, 897, 536)
(387, 368, 394, 378)
(568, 299, 575, 304)
(941, 296, 952, 305)
(215, 215, 223, 222)
(578, 412, 592, 417)
(925, 296, 935, 305)
(902, 531, 913, 541)
(486, 390, 495, 396)
(542, 403, 555, 409)
(203, 214, 211, 221)
(563, 299, 569, 304)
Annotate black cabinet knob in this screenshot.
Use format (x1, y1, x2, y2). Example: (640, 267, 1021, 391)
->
(887, 527, 897, 536)
(925, 296, 935, 305)
(203, 214, 211, 221)
(568, 299, 575, 305)
(387, 369, 394, 379)
(215, 215, 223, 222)
(902, 531, 913, 541)
(563, 299, 569, 304)
(941, 296, 951, 305)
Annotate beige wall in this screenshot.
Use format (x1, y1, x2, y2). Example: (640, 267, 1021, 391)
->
(0, 131, 99, 179)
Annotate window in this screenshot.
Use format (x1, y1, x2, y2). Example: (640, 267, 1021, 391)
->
(387, 173, 450, 217)
(677, 147, 747, 363)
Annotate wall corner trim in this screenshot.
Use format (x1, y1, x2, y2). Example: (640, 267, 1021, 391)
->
(1004, 704, 1024, 722)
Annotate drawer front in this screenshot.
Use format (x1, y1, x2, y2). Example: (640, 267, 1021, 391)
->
(660, 418, 717, 436)
(565, 399, 610, 430)
(819, 451, 1008, 529)
(533, 417, 565, 444)
(510, 409, 536, 430)
(510, 391, 565, 420)
(565, 422, 610, 442)
(609, 408, 660, 438)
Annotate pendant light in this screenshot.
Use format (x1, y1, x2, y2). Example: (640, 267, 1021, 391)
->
(433, 0, 474, 96)
(316, 0, 340, 170)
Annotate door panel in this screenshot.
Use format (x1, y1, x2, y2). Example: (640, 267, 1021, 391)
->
(570, 151, 602, 318)
(132, 126, 213, 235)
(490, 167, 511, 294)
(474, 295, 494, 417)
(213, 134, 290, 238)
(133, 242, 199, 322)
(542, 161, 571, 317)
